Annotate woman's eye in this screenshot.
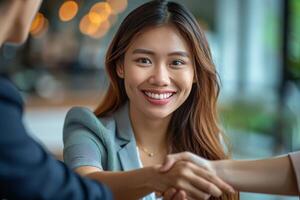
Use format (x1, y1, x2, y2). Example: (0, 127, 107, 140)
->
(171, 60, 185, 66)
(136, 58, 152, 65)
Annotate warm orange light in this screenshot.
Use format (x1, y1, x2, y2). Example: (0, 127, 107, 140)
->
(91, 20, 111, 39)
(32, 18, 49, 37)
(79, 14, 99, 36)
(30, 12, 45, 35)
(89, 2, 112, 25)
(79, 2, 113, 39)
(88, 12, 105, 25)
(59, 1, 79, 22)
(106, 0, 127, 14)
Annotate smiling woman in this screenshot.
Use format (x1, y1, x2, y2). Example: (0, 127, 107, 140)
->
(63, 1, 238, 200)
(117, 24, 195, 120)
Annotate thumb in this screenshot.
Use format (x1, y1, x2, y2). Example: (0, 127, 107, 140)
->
(159, 155, 176, 172)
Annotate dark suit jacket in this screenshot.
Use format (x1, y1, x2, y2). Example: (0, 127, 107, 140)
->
(0, 76, 113, 200)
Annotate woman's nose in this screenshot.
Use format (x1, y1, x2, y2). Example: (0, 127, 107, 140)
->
(148, 64, 171, 86)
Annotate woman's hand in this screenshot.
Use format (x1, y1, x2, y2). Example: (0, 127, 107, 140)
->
(149, 160, 229, 200)
(163, 188, 187, 200)
(159, 152, 235, 200)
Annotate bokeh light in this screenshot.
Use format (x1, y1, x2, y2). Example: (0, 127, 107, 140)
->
(79, 14, 99, 36)
(79, 2, 113, 39)
(106, 0, 127, 14)
(89, 2, 112, 25)
(30, 13, 48, 36)
(91, 20, 111, 39)
(59, 1, 79, 22)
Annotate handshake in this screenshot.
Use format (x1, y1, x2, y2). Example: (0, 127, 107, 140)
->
(87, 149, 297, 200)
(148, 151, 299, 200)
(148, 152, 236, 200)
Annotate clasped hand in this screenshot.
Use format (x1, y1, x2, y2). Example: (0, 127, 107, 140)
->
(149, 152, 235, 200)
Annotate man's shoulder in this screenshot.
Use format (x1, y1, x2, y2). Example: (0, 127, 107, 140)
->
(0, 76, 23, 111)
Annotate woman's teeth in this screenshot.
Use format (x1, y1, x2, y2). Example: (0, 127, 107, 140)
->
(144, 92, 173, 100)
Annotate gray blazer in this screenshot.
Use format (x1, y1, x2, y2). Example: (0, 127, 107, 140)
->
(63, 104, 158, 200)
(63, 103, 141, 172)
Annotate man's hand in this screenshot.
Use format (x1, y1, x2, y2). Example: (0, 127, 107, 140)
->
(160, 152, 235, 200)
(160, 152, 211, 172)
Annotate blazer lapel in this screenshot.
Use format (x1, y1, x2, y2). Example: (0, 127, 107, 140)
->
(117, 140, 141, 170)
(114, 102, 141, 170)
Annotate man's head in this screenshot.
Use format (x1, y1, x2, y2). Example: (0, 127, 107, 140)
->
(0, 0, 42, 45)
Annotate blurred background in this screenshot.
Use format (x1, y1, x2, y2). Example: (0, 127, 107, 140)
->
(0, 0, 299, 199)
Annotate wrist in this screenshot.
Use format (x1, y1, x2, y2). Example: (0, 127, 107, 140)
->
(144, 165, 162, 191)
(211, 160, 225, 179)
(212, 160, 233, 185)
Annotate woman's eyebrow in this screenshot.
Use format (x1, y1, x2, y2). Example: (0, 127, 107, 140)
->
(168, 51, 190, 58)
(132, 48, 190, 58)
(132, 48, 155, 55)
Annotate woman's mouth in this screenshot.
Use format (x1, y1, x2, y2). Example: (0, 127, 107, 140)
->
(142, 90, 176, 105)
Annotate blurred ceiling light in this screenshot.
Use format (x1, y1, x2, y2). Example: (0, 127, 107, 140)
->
(33, 18, 49, 38)
(79, 14, 99, 36)
(106, 0, 127, 14)
(89, 2, 112, 25)
(30, 13, 47, 36)
(88, 12, 105, 25)
(79, 2, 114, 39)
(91, 20, 111, 39)
(59, 0, 79, 22)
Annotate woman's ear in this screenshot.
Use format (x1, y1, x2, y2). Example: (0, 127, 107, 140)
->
(116, 64, 124, 78)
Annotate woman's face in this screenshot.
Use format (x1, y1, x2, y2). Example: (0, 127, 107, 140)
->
(118, 25, 195, 119)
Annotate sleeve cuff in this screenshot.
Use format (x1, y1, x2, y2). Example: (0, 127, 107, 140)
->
(289, 152, 300, 195)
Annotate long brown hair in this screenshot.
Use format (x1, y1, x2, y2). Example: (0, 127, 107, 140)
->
(95, 1, 238, 199)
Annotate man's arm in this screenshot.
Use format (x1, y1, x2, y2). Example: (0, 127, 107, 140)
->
(0, 77, 113, 200)
(212, 155, 298, 195)
(161, 151, 299, 196)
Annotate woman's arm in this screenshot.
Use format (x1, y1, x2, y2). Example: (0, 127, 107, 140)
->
(75, 161, 233, 200)
(76, 166, 157, 200)
(212, 155, 298, 195)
